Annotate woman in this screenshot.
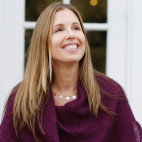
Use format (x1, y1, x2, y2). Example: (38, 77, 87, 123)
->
(0, 2, 141, 142)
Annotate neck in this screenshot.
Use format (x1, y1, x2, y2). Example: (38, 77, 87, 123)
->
(52, 62, 79, 92)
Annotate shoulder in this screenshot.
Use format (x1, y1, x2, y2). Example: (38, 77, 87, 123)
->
(4, 83, 20, 115)
(94, 71, 142, 139)
(1, 83, 21, 124)
(1, 83, 21, 122)
(94, 71, 126, 98)
(0, 84, 20, 141)
(94, 71, 128, 111)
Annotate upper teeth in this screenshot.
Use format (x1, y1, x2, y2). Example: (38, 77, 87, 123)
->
(64, 44, 77, 49)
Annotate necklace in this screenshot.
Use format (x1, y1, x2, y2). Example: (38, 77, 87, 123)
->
(53, 91, 77, 100)
(58, 94, 77, 100)
(52, 87, 77, 100)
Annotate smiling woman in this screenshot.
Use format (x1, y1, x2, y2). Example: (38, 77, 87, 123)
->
(51, 9, 86, 106)
(0, 2, 141, 142)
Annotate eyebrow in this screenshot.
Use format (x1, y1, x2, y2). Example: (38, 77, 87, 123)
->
(53, 22, 81, 28)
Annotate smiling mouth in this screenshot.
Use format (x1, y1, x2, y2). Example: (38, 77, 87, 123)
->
(64, 44, 78, 50)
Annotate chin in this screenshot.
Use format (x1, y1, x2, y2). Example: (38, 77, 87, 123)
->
(66, 57, 83, 62)
(52, 55, 84, 64)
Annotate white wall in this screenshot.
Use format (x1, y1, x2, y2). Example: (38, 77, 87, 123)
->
(130, 0, 142, 125)
(0, 0, 25, 120)
(107, 0, 127, 88)
(107, 0, 142, 125)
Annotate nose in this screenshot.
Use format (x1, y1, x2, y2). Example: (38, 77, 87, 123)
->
(65, 29, 75, 39)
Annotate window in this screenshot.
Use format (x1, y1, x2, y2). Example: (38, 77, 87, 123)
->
(25, 0, 107, 74)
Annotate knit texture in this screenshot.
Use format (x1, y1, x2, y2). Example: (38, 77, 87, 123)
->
(0, 73, 142, 142)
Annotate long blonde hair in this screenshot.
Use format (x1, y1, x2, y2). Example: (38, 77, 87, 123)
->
(12, 2, 110, 141)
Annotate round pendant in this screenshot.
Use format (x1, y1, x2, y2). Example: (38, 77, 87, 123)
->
(66, 97, 70, 100)
(72, 95, 76, 99)
(59, 95, 63, 99)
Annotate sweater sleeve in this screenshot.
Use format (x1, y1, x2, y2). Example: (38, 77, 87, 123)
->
(0, 91, 19, 142)
(108, 86, 142, 142)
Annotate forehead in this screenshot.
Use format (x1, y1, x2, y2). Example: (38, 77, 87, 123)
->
(53, 9, 80, 25)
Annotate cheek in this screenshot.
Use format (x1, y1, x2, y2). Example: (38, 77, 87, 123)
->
(51, 35, 63, 48)
(51, 36, 57, 47)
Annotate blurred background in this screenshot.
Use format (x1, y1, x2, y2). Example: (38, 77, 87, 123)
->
(0, 0, 142, 125)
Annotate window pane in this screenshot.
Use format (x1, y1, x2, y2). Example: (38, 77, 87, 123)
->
(26, 0, 61, 21)
(71, 0, 107, 23)
(87, 31, 106, 74)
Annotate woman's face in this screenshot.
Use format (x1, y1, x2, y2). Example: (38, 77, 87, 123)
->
(50, 8, 85, 64)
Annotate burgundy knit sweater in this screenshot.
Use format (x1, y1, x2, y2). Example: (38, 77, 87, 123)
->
(0, 73, 142, 142)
